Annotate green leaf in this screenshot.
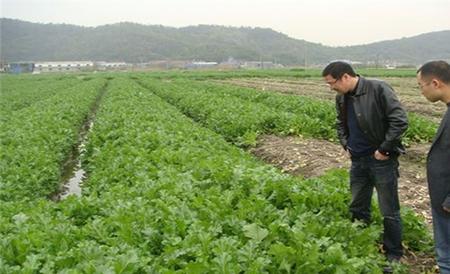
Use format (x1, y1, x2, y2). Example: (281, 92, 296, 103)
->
(243, 223, 268, 243)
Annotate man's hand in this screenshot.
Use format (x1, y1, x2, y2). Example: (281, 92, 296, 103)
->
(343, 147, 351, 159)
(441, 197, 450, 212)
(345, 150, 351, 159)
(374, 150, 389, 161)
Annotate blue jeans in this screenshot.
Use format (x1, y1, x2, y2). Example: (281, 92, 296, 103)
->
(349, 154, 403, 258)
(432, 207, 450, 273)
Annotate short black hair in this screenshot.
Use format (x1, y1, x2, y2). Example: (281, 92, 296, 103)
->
(417, 60, 450, 84)
(322, 61, 357, 79)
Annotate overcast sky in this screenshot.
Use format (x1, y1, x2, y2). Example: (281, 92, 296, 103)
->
(2, 0, 450, 46)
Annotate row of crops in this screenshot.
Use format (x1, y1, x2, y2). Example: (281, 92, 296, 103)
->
(1, 77, 107, 201)
(138, 78, 437, 145)
(140, 68, 418, 81)
(0, 73, 433, 272)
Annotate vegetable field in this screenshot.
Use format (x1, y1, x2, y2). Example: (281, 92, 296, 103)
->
(0, 70, 436, 273)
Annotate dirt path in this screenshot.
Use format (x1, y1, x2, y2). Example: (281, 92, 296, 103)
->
(249, 135, 436, 273)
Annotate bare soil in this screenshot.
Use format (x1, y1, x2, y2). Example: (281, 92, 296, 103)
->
(249, 134, 437, 273)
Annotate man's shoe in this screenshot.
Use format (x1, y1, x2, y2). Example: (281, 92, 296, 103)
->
(386, 254, 402, 262)
(383, 255, 402, 273)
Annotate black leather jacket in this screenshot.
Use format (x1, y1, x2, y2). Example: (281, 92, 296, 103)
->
(336, 77, 408, 154)
(427, 105, 450, 216)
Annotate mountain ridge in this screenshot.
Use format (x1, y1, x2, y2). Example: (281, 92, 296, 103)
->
(1, 18, 449, 65)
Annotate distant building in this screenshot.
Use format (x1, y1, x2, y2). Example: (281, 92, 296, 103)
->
(0, 62, 9, 73)
(8, 63, 35, 74)
(34, 61, 94, 73)
(94, 61, 129, 71)
(218, 57, 242, 69)
(185, 61, 218, 69)
(133, 60, 188, 70)
(242, 61, 275, 69)
(328, 59, 363, 66)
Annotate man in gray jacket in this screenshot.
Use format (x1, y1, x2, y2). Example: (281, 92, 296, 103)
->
(322, 61, 408, 266)
(417, 60, 450, 274)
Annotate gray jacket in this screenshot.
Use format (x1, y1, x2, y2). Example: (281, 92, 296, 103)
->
(427, 104, 450, 216)
(336, 77, 408, 154)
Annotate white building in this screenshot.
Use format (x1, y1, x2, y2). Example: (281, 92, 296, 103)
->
(34, 61, 94, 73)
(242, 61, 276, 69)
(185, 61, 218, 69)
(95, 61, 129, 70)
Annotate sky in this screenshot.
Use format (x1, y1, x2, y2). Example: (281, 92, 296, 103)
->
(2, 0, 450, 46)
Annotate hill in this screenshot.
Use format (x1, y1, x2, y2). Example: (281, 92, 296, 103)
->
(1, 18, 449, 65)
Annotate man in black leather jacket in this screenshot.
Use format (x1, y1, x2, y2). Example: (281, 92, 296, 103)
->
(322, 61, 408, 264)
(417, 60, 450, 274)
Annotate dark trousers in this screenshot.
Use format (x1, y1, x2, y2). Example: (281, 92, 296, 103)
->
(432, 207, 450, 273)
(349, 154, 403, 258)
